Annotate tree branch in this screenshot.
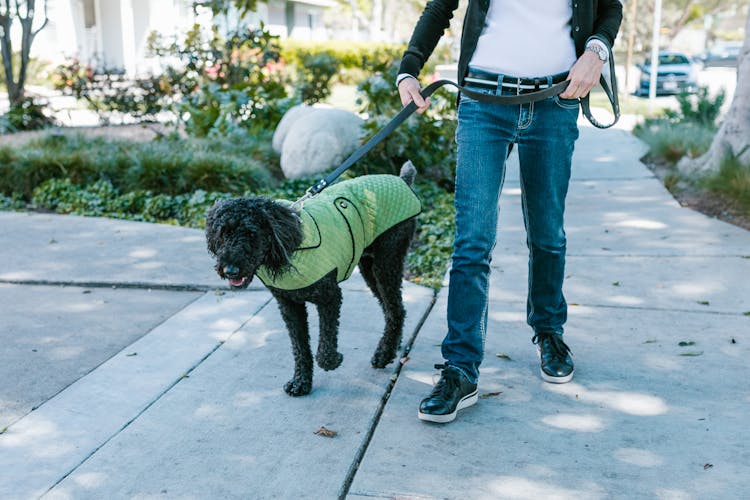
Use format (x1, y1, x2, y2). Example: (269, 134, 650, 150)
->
(31, 0, 49, 37)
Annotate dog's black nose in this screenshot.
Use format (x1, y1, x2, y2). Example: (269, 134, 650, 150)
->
(223, 264, 240, 278)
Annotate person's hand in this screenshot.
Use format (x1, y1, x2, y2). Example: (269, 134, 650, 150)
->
(560, 50, 604, 99)
(398, 77, 431, 114)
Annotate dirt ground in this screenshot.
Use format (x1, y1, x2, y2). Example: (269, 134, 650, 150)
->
(646, 158, 750, 231)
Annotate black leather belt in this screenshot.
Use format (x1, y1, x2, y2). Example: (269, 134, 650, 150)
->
(465, 71, 569, 94)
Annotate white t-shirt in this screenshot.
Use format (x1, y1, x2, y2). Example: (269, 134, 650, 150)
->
(469, 0, 578, 77)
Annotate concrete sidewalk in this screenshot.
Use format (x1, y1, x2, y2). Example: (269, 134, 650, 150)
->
(1, 124, 749, 499)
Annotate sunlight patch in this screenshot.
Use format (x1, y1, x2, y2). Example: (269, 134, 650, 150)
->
(615, 219, 668, 230)
(542, 413, 605, 432)
(614, 447, 664, 467)
(129, 248, 157, 259)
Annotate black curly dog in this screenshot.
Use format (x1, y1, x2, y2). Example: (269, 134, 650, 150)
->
(205, 163, 418, 396)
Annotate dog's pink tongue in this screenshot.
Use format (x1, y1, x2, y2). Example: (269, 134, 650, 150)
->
(229, 277, 247, 287)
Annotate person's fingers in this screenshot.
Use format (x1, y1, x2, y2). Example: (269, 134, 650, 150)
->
(398, 78, 431, 113)
(562, 52, 603, 98)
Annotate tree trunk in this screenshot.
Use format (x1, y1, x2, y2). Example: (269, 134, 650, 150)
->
(0, 7, 19, 103)
(678, 10, 750, 175)
(0, 0, 48, 106)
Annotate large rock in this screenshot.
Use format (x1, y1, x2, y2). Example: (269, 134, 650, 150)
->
(277, 108, 364, 180)
(271, 104, 316, 154)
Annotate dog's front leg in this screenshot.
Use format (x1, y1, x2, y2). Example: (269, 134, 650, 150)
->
(273, 293, 313, 396)
(314, 283, 343, 371)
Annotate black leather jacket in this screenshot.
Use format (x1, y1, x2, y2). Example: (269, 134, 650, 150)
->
(399, 0, 623, 83)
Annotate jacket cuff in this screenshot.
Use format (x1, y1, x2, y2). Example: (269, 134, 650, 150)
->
(398, 53, 422, 80)
(396, 73, 417, 87)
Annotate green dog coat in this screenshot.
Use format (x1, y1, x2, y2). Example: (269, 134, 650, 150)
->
(256, 175, 421, 290)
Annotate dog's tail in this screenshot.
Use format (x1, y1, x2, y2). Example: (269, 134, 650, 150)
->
(399, 160, 417, 187)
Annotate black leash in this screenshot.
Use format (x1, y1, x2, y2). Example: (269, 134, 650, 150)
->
(294, 76, 617, 204)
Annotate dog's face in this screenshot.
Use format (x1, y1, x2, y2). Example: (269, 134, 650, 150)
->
(205, 198, 275, 290)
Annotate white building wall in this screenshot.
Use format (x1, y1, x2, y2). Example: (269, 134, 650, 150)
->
(31, 0, 329, 75)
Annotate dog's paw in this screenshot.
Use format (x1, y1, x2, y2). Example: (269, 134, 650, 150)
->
(317, 351, 343, 371)
(284, 377, 312, 396)
(371, 348, 397, 369)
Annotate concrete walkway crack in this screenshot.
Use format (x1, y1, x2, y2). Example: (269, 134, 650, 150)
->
(337, 293, 438, 500)
(38, 294, 273, 498)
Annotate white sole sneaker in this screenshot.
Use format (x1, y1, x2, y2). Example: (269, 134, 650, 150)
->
(540, 368, 574, 384)
(417, 389, 479, 423)
(536, 345, 574, 384)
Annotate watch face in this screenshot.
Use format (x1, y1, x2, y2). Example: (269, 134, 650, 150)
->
(590, 46, 607, 61)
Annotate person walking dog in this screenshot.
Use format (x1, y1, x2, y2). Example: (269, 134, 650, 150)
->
(398, 0, 623, 423)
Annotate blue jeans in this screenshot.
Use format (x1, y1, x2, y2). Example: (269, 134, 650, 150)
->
(443, 77, 580, 384)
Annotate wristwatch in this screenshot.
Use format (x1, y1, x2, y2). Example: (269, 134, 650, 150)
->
(586, 44, 609, 63)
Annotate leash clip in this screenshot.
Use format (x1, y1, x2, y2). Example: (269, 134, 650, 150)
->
(292, 178, 327, 209)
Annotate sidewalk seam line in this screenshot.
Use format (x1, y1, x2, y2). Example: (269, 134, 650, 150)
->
(491, 300, 747, 317)
(337, 292, 438, 500)
(40, 294, 274, 498)
(1, 291, 208, 433)
(0, 279, 218, 292)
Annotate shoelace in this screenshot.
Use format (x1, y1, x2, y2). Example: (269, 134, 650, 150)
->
(532, 333, 572, 358)
(430, 364, 460, 395)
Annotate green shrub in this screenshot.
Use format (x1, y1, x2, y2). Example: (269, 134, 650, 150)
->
(352, 65, 458, 190)
(407, 182, 454, 289)
(634, 119, 715, 165)
(294, 52, 340, 104)
(0, 132, 277, 200)
(53, 24, 290, 135)
(703, 156, 750, 214)
(633, 85, 726, 165)
(280, 41, 404, 75)
(665, 86, 726, 128)
(0, 97, 55, 132)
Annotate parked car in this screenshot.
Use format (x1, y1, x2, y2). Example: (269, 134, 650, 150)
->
(698, 42, 742, 68)
(636, 52, 698, 96)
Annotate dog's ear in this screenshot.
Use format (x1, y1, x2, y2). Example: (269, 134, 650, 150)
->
(262, 202, 302, 275)
(205, 199, 229, 255)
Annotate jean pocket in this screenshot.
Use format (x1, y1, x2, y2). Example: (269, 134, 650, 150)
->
(553, 95, 580, 110)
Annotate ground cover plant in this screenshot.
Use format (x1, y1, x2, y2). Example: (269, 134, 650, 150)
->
(633, 86, 750, 224)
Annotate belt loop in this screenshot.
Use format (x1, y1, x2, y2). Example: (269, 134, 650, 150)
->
(496, 73, 504, 94)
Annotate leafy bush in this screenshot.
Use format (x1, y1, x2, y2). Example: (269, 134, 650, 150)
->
(53, 59, 185, 123)
(352, 65, 458, 191)
(0, 97, 55, 132)
(280, 41, 404, 81)
(407, 182, 454, 288)
(0, 132, 278, 200)
(703, 156, 750, 214)
(634, 119, 715, 164)
(53, 24, 290, 134)
(633, 85, 725, 166)
(665, 86, 726, 128)
(293, 52, 340, 104)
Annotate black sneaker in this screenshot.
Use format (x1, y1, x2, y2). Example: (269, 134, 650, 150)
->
(533, 332, 574, 384)
(418, 364, 478, 423)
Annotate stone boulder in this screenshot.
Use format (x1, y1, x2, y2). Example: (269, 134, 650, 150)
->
(272, 104, 316, 154)
(274, 107, 364, 180)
